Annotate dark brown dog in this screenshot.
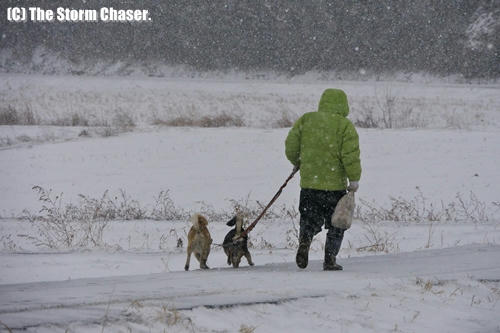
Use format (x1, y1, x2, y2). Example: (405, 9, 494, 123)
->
(223, 214, 254, 268)
(185, 213, 212, 271)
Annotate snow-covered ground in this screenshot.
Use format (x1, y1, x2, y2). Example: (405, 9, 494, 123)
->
(1, 126, 499, 218)
(1, 245, 499, 333)
(1, 218, 499, 285)
(1, 74, 500, 332)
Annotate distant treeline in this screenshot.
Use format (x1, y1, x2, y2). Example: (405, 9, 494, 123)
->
(1, 0, 498, 78)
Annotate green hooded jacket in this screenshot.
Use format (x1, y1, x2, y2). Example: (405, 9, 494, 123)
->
(285, 89, 361, 191)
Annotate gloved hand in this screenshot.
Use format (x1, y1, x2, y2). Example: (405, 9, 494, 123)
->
(347, 181, 359, 192)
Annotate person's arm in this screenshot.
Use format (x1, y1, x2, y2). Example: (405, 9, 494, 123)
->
(285, 117, 302, 167)
(341, 121, 361, 183)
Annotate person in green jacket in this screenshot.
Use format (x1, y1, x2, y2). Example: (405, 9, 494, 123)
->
(285, 88, 361, 270)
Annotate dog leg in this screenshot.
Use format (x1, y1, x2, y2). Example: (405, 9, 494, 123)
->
(200, 258, 210, 269)
(184, 249, 192, 271)
(245, 251, 255, 266)
(232, 255, 241, 268)
(224, 248, 232, 265)
(200, 250, 210, 269)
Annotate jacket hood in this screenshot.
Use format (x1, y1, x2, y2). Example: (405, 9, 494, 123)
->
(318, 89, 349, 117)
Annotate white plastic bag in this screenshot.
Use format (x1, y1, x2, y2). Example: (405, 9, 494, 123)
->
(331, 192, 355, 230)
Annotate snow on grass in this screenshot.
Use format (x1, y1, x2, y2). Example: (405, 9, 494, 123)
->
(1, 74, 499, 137)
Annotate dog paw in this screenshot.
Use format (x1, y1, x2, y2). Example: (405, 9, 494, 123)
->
(249, 262, 255, 266)
(184, 265, 189, 271)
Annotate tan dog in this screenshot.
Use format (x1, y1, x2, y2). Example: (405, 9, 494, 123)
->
(184, 213, 212, 271)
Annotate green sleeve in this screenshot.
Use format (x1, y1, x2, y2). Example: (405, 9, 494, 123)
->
(285, 117, 302, 167)
(341, 121, 361, 181)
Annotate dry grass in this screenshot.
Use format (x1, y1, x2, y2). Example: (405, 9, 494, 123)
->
(151, 190, 187, 220)
(416, 277, 446, 294)
(352, 92, 427, 129)
(239, 324, 257, 333)
(112, 111, 136, 128)
(153, 112, 244, 127)
(0, 104, 135, 130)
(22, 186, 152, 249)
(356, 220, 399, 253)
(0, 105, 37, 125)
(355, 189, 491, 223)
(273, 111, 295, 128)
(20, 185, 497, 252)
(155, 306, 195, 330)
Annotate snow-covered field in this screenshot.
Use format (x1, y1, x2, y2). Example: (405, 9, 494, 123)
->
(1, 126, 499, 218)
(1, 74, 500, 332)
(1, 73, 500, 133)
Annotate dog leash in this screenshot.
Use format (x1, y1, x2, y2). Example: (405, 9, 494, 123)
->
(234, 167, 299, 242)
(212, 242, 232, 248)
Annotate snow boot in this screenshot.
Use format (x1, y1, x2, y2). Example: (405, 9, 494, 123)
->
(324, 227, 344, 271)
(323, 253, 343, 271)
(296, 235, 312, 269)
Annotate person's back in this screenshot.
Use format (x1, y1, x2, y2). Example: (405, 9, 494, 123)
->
(285, 88, 361, 270)
(286, 89, 361, 191)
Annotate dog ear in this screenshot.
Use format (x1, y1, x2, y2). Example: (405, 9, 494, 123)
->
(226, 215, 237, 226)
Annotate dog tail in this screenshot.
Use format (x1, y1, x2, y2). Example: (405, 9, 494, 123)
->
(191, 213, 208, 230)
(191, 213, 201, 230)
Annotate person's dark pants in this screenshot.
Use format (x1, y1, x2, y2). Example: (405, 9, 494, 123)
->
(299, 188, 346, 257)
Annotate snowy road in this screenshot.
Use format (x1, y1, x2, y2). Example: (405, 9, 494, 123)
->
(1, 244, 499, 331)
